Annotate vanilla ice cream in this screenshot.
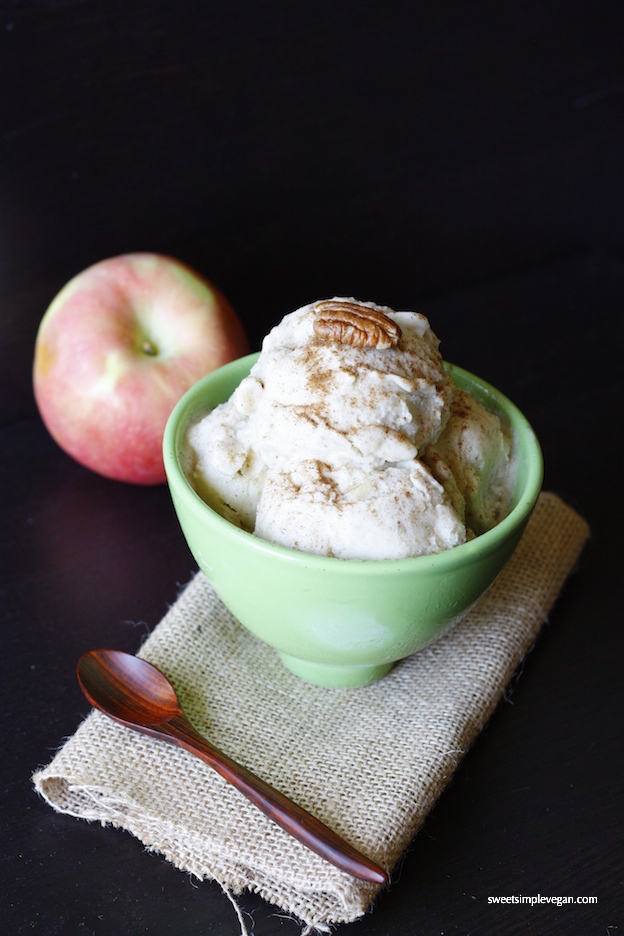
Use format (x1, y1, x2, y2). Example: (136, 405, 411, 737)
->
(186, 298, 515, 559)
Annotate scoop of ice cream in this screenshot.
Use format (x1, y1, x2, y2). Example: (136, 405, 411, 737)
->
(186, 298, 515, 559)
(254, 459, 466, 560)
(187, 398, 266, 530)
(233, 298, 453, 469)
(423, 387, 514, 535)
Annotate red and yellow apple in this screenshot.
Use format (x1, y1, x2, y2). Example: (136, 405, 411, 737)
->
(33, 253, 249, 484)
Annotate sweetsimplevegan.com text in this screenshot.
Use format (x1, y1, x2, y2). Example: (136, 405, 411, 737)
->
(488, 895, 597, 907)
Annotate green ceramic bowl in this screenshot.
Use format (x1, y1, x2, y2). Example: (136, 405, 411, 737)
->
(163, 353, 543, 688)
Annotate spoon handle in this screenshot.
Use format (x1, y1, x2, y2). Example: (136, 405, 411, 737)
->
(155, 714, 388, 885)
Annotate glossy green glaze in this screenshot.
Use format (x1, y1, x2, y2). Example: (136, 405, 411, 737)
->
(163, 354, 543, 688)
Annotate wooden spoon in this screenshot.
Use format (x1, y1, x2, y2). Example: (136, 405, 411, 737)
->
(77, 649, 388, 885)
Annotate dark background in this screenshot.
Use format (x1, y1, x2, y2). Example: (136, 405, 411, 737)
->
(1, 2, 622, 934)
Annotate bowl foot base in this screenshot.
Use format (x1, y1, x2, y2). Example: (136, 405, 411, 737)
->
(279, 653, 393, 688)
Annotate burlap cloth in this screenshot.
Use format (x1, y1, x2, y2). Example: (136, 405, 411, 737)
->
(33, 492, 589, 933)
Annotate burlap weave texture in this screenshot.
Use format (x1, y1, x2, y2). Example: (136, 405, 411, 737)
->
(33, 492, 589, 932)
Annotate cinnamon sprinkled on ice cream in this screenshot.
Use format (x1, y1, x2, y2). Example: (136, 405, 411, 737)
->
(186, 298, 515, 559)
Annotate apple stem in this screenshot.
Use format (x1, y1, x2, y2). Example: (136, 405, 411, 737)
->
(141, 340, 158, 356)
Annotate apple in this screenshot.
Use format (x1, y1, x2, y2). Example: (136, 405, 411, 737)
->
(33, 253, 249, 484)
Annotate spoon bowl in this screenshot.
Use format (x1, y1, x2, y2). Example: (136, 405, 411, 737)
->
(78, 648, 180, 725)
(77, 649, 388, 886)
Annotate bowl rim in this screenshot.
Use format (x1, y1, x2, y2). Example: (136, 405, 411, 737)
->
(163, 353, 543, 573)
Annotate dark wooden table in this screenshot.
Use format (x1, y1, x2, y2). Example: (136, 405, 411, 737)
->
(2, 3, 622, 933)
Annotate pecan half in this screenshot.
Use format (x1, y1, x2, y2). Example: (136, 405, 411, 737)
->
(313, 299, 401, 349)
